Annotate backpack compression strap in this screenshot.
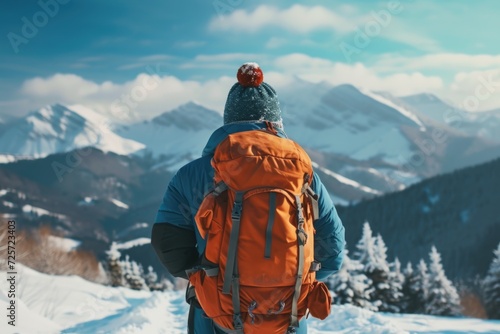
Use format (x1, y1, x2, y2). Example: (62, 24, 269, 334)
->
(222, 191, 245, 332)
(289, 194, 308, 331)
(289, 176, 315, 332)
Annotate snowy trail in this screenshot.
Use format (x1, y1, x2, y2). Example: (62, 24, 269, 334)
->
(1, 265, 500, 334)
(62, 292, 189, 334)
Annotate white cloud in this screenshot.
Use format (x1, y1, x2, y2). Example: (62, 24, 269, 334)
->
(381, 26, 441, 53)
(21, 74, 110, 99)
(209, 5, 361, 34)
(444, 69, 500, 111)
(209, 4, 440, 53)
(273, 53, 444, 96)
(15, 54, 500, 122)
(375, 53, 500, 72)
(20, 73, 235, 122)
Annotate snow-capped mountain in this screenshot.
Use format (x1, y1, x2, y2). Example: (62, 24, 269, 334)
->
(281, 84, 424, 164)
(0, 104, 144, 159)
(113, 84, 500, 202)
(117, 98, 401, 201)
(2, 82, 500, 203)
(117, 102, 222, 169)
(389, 93, 500, 143)
(280, 84, 500, 179)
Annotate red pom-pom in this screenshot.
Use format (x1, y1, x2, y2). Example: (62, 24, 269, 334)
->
(237, 62, 264, 87)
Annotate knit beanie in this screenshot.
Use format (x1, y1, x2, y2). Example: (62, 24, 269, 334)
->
(223, 63, 283, 128)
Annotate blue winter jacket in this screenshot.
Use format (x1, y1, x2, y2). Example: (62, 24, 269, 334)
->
(154, 122, 345, 333)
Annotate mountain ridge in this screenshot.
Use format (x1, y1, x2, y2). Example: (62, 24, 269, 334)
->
(0, 104, 144, 159)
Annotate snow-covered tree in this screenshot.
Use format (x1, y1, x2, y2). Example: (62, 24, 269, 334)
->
(483, 242, 500, 319)
(105, 242, 156, 291)
(122, 255, 148, 291)
(402, 259, 430, 314)
(401, 262, 416, 313)
(106, 242, 124, 287)
(425, 246, 461, 316)
(385, 258, 404, 313)
(354, 224, 400, 312)
(370, 234, 393, 312)
(354, 222, 378, 273)
(145, 266, 158, 288)
(328, 250, 376, 311)
(145, 266, 168, 291)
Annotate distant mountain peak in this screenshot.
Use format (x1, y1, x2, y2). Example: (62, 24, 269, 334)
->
(0, 104, 144, 158)
(401, 92, 443, 103)
(330, 83, 360, 94)
(151, 102, 222, 130)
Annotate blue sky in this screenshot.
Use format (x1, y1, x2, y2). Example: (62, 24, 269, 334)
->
(1, 0, 500, 118)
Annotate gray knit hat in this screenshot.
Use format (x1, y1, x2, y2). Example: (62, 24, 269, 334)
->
(223, 63, 282, 127)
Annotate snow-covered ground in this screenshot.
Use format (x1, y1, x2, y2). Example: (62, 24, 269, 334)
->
(1, 265, 499, 334)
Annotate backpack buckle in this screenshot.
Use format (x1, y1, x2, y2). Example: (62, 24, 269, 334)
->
(231, 202, 242, 220)
(297, 223, 308, 245)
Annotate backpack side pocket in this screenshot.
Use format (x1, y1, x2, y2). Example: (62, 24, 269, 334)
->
(307, 281, 332, 320)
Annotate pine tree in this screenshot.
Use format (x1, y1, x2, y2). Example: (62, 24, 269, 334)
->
(145, 266, 162, 291)
(354, 222, 396, 311)
(425, 246, 461, 316)
(370, 234, 393, 312)
(122, 255, 148, 291)
(160, 277, 175, 291)
(482, 242, 500, 319)
(403, 259, 430, 314)
(386, 258, 404, 313)
(354, 222, 379, 310)
(401, 262, 418, 313)
(354, 222, 378, 273)
(413, 259, 430, 314)
(328, 250, 376, 311)
(106, 242, 124, 287)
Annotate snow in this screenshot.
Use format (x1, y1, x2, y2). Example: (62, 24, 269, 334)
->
(22, 204, 51, 216)
(2, 201, 15, 208)
(362, 89, 426, 130)
(1, 265, 500, 334)
(78, 197, 95, 206)
(22, 204, 66, 219)
(115, 238, 151, 250)
(109, 198, 130, 210)
(312, 162, 382, 195)
(0, 104, 145, 159)
(0, 288, 62, 334)
(47, 235, 81, 251)
(384, 312, 500, 334)
(117, 102, 221, 165)
(0, 155, 17, 163)
(69, 104, 111, 126)
(308, 304, 405, 333)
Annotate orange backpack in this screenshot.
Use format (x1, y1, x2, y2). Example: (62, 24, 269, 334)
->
(189, 124, 331, 333)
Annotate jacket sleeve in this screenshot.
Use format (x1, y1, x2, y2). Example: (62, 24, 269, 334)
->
(151, 170, 199, 279)
(311, 172, 346, 281)
(151, 223, 199, 279)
